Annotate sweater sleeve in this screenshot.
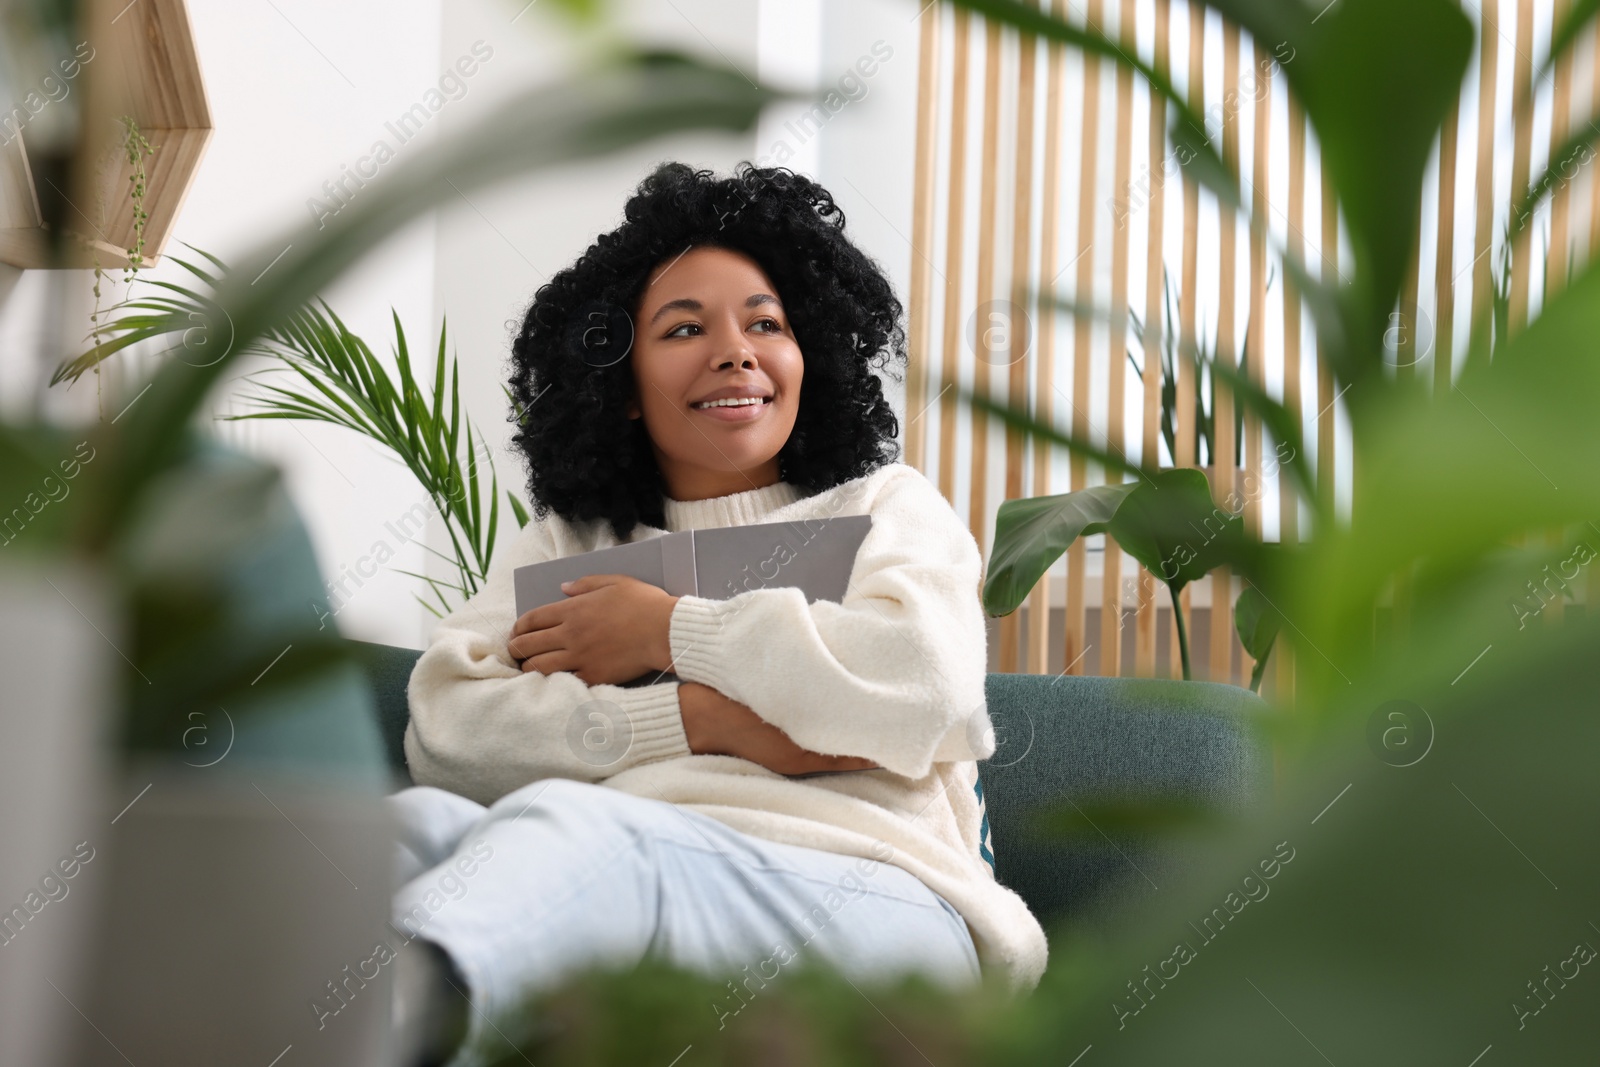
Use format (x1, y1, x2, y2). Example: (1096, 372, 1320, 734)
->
(665, 466, 991, 780)
(403, 517, 693, 806)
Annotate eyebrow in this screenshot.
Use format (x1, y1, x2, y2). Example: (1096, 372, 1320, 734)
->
(647, 292, 781, 326)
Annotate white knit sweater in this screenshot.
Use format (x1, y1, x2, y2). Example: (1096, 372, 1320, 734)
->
(403, 461, 1050, 991)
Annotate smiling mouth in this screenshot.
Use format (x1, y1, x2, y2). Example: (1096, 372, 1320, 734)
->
(689, 397, 773, 411)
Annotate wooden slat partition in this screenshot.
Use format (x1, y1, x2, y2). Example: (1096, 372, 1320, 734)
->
(1136, 0, 1172, 679)
(1176, 2, 1202, 679)
(1508, 0, 1537, 336)
(1547, 0, 1574, 299)
(1026, 0, 1067, 675)
(1546, 0, 1574, 626)
(903, 0, 1588, 686)
(933, 7, 970, 504)
(1276, 92, 1305, 704)
(1101, 0, 1135, 675)
(1244, 40, 1268, 543)
(996, 4, 1039, 674)
(1319, 152, 1338, 520)
(1242, 39, 1270, 684)
(1468, 0, 1499, 370)
(1209, 22, 1240, 683)
(905, 6, 940, 475)
(1434, 93, 1459, 396)
(970, 17, 1002, 544)
(1064, 0, 1103, 678)
(1592, 19, 1600, 263)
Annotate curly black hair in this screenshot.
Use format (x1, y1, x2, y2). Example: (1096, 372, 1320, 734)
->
(506, 161, 908, 543)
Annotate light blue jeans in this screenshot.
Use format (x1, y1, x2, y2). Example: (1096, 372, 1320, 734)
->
(387, 776, 983, 1067)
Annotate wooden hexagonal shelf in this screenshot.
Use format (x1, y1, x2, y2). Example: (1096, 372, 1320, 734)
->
(0, 0, 212, 269)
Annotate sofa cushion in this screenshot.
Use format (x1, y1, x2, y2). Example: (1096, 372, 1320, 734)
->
(977, 672, 1270, 928)
(348, 639, 421, 774)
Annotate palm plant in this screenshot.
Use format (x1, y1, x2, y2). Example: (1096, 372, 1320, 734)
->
(1483, 223, 1573, 361)
(1123, 264, 1270, 470)
(54, 246, 530, 617)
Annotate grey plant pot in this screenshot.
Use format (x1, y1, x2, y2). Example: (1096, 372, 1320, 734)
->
(68, 759, 397, 1067)
(0, 560, 114, 1067)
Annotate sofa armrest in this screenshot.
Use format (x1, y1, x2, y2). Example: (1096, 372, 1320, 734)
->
(347, 639, 423, 778)
(978, 673, 1272, 930)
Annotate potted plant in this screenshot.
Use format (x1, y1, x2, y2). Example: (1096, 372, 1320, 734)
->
(980, 466, 1281, 687)
(54, 246, 533, 618)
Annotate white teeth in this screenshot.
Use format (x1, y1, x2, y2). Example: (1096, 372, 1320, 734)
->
(693, 397, 767, 409)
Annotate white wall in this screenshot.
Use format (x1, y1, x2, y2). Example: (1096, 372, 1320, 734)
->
(816, 0, 923, 428)
(0, 0, 926, 650)
(184, 0, 448, 650)
(0, 0, 449, 650)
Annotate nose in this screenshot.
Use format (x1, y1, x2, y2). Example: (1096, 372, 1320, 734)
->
(711, 314, 758, 369)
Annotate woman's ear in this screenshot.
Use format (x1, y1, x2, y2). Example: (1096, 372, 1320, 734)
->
(624, 353, 641, 419)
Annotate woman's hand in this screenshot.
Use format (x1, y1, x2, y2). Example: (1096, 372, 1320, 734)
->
(509, 574, 677, 686)
(678, 681, 882, 777)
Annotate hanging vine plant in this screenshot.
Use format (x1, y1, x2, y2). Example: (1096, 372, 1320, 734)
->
(118, 114, 159, 278)
(87, 114, 159, 415)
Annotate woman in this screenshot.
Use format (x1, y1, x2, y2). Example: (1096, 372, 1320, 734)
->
(388, 162, 1049, 1067)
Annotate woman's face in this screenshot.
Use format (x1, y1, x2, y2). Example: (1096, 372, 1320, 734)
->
(626, 244, 803, 502)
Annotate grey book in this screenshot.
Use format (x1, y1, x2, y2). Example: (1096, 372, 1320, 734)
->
(512, 515, 874, 689)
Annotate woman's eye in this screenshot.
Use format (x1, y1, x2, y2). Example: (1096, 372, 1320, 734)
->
(666, 319, 780, 338)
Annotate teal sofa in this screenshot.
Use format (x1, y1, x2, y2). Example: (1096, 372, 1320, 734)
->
(348, 640, 1270, 929)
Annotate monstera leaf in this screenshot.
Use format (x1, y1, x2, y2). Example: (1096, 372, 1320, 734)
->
(1101, 469, 1246, 596)
(985, 468, 1249, 678)
(984, 483, 1140, 617)
(1233, 585, 1282, 693)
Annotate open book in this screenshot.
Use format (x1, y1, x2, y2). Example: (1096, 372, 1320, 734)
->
(513, 515, 873, 688)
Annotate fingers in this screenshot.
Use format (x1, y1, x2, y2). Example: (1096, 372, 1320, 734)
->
(509, 613, 572, 661)
(750, 716, 880, 775)
(518, 650, 575, 675)
(510, 625, 570, 674)
(779, 746, 881, 776)
(512, 587, 609, 644)
(510, 601, 567, 638)
(553, 573, 636, 601)
(780, 756, 882, 777)
(558, 573, 627, 595)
